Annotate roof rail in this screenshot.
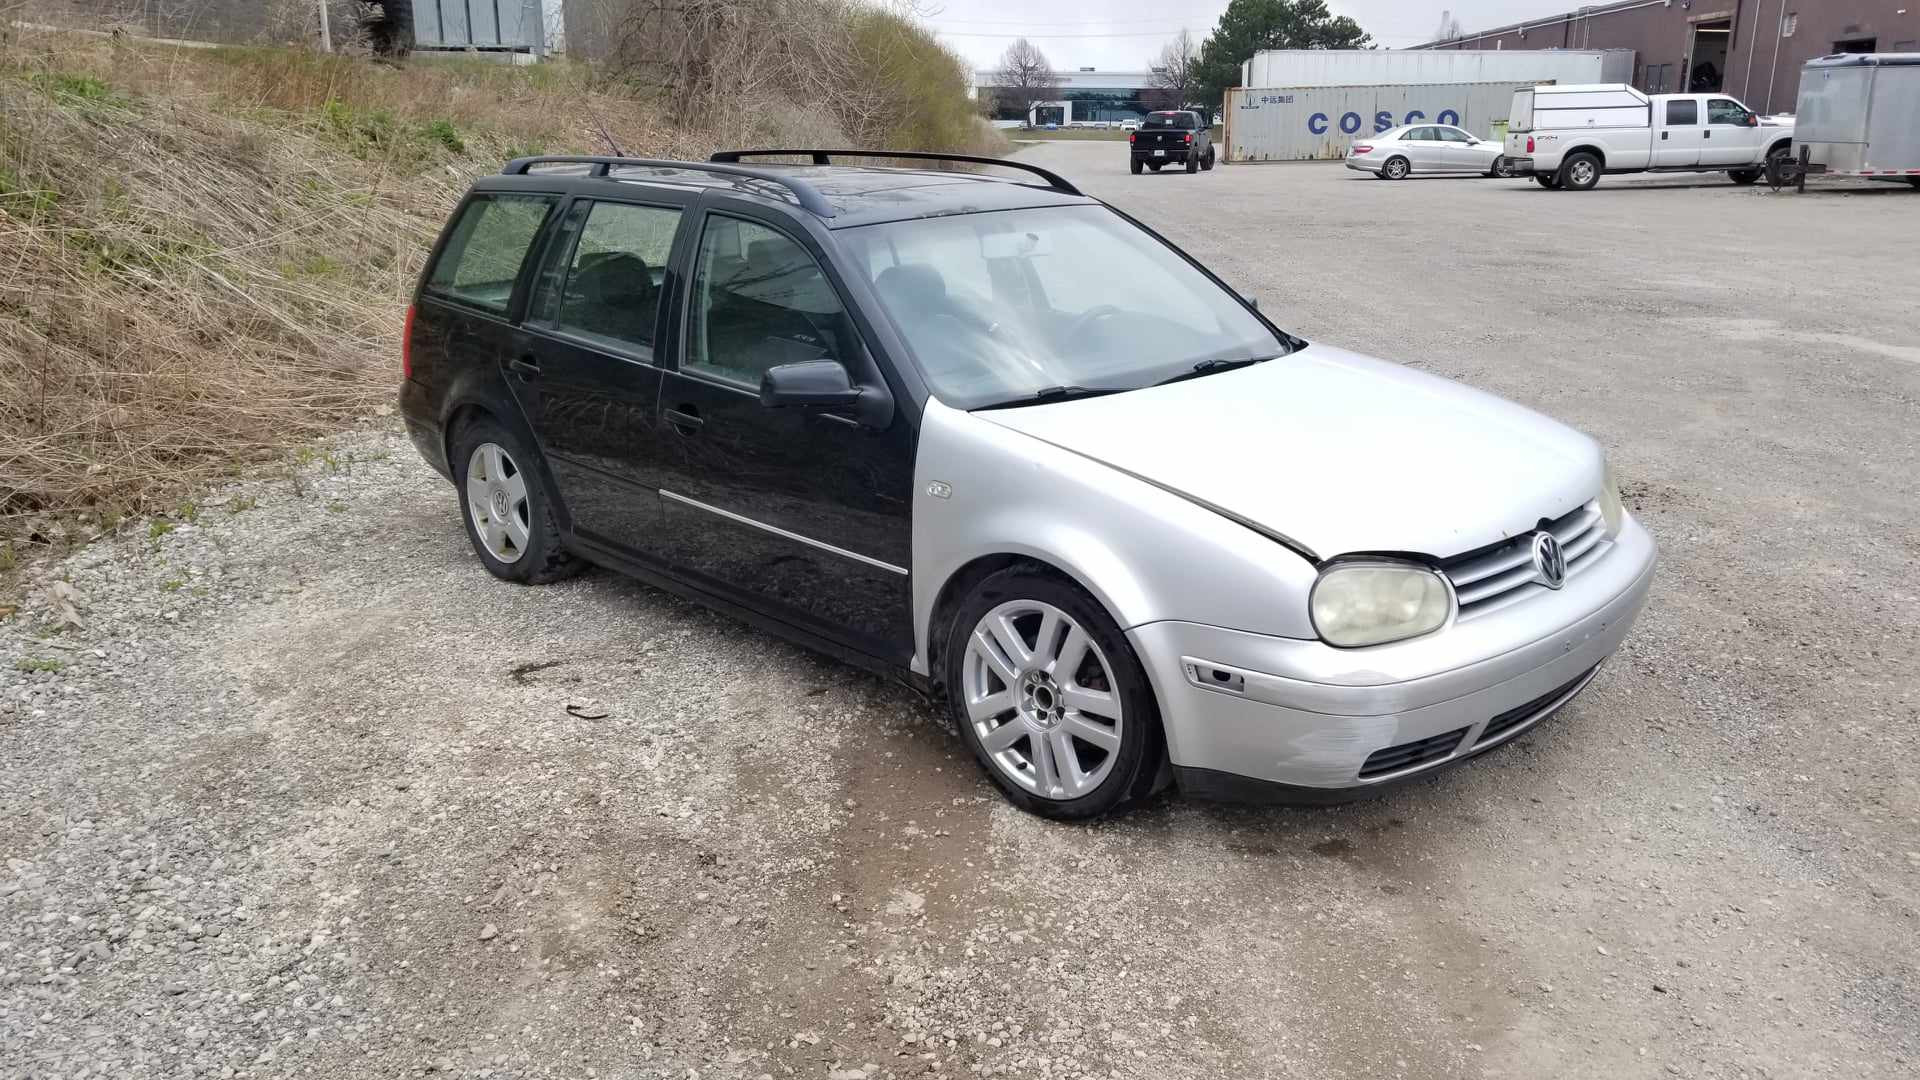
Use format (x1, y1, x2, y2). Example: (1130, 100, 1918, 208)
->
(499, 155, 836, 218)
(709, 150, 1084, 198)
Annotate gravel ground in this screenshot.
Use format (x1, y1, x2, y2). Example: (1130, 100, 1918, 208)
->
(3, 144, 1917, 1080)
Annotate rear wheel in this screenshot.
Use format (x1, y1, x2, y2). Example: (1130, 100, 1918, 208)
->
(1559, 151, 1601, 190)
(945, 568, 1165, 820)
(1535, 173, 1563, 189)
(1185, 153, 1199, 174)
(1382, 155, 1410, 180)
(450, 416, 581, 584)
(1130, 157, 1142, 175)
(1910, 178, 1920, 190)
(1488, 157, 1516, 178)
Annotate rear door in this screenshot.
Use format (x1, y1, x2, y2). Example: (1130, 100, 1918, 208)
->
(1398, 126, 1441, 169)
(1701, 96, 1763, 165)
(414, 190, 560, 415)
(513, 194, 692, 556)
(1654, 97, 1704, 166)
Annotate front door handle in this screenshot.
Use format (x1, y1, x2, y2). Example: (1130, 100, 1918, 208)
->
(508, 356, 541, 380)
(665, 406, 704, 434)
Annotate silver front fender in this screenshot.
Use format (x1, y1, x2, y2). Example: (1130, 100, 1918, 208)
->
(909, 398, 1318, 676)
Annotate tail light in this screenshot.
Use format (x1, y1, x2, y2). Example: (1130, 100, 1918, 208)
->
(401, 303, 417, 380)
(1128, 132, 1135, 143)
(1352, 144, 1373, 154)
(1526, 136, 1535, 153)
(1184, 133, 1194, 144)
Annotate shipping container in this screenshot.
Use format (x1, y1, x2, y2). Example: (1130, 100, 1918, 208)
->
(1239, 49, 1627, 91)
(414, 0, 545, 52)
(1222, 82, 1542, 163)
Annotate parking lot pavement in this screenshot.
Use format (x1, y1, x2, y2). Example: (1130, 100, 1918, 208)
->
(3, 142, 1917, 1080)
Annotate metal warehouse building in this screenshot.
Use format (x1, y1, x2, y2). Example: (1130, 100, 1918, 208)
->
(1412, 0, 1917, 116)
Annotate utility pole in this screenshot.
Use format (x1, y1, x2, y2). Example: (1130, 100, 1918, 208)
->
(317, 0, 333, 53)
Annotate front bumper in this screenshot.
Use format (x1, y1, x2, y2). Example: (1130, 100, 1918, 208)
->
(1129, 515, 1657, 798)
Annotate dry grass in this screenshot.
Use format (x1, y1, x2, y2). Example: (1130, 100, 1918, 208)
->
(0, 21, 1002, 552)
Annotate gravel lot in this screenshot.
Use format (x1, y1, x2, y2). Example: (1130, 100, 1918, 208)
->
(4, 142, 1917, 1080)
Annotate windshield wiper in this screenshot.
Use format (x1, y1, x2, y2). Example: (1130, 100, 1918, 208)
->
(1153, 354, 1279, 387)
(975, 385, 1130, 410)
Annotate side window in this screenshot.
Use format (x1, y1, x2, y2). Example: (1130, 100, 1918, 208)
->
(548, 202, 682, 354)
(685, 216, 852, 387)
(1440, 127, 1475, 143)
(1402, 127, 1431, 141)
(1707, 98, 1748, 125)
(1666, 99, 1699, 126)
(425, 194, 555, 315)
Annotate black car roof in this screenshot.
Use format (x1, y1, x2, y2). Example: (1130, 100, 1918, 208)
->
(469, 155, 1098, 229)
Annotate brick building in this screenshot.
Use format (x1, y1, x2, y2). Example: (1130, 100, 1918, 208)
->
(1413, 1, 1917, 115)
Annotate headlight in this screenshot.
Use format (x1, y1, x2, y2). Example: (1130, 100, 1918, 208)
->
(1598, 460, 1627, 537)
(1309, 562, 1452, 648)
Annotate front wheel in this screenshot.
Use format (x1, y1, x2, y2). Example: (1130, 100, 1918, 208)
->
(1559, 152, 1601, 190)
(945, 568, 1165, 820)
(1202, 147, 1216, 171)
(450, 416, 582, 584)
(1728, 169, 1761, 185)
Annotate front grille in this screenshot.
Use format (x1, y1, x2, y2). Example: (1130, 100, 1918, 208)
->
(1358, 726, 1470, 779)
(1442, 501, 1609, 619)
(1475, 665, 1598, 747)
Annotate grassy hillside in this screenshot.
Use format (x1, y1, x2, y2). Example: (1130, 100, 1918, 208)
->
(0, 21, 999, 556)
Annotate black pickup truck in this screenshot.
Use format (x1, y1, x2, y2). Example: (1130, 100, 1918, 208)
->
(1129, 110, 1214, 174)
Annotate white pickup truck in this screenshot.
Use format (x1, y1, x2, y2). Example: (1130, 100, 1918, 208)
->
(1503, 84, 1795, 190)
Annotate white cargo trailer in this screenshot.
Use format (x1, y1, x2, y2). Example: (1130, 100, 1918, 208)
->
(1223, 82, 1538, 163)
(1787, 53, 1920, 187)
(1239, 49, 1628, 90)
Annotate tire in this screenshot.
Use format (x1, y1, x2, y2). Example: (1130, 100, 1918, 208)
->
(1147, 162, 1162, 172)
(1488, 157, 1516, 178)
(449, 415, 582, 585)
(1185, 153, 1199, 174)
(1559, 151, 1601, 190)
(1909, 178, 1920, 191)
(1535, 173, 1563, 189)
(1202, 147, 1215, 171)
(1130, 157, 1142, 175)
(944, 568, 1165, 820)
(1729, 169, 1761, 185)
(1382, 155, 1410, 180)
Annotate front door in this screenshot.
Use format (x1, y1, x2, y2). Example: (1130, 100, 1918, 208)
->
(513, 196, 690, 555)
(1654, 97, 1704, 167)
(1700, 97, 1762, 165)
(654, 208, 916, 661)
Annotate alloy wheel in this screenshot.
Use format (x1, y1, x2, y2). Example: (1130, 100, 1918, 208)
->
(1385, 158, 1409, 180)
(465, 442, 530, 564)
(961, 599, 1124, 801)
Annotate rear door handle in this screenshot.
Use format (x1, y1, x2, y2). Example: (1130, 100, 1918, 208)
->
(508, 356, 541, 380)
(664, 407, 704, 433)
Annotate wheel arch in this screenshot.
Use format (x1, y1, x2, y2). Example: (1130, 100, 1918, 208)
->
(1766, 137, 1793, 158)
(439, 393, 576, 536)
(1563, 145, 1606, 169)
(924, 550, 1142, 697)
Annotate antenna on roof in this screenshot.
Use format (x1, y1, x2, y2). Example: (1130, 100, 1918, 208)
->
(585, 105, 626, 158)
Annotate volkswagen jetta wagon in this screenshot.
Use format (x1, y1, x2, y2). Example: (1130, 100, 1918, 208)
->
(399, 149, 1657, 819)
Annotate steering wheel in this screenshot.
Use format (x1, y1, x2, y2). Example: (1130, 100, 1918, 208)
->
(1059, 305, 1125, 345)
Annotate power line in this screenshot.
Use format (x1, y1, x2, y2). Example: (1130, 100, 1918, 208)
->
(935, 28, 1195, 39)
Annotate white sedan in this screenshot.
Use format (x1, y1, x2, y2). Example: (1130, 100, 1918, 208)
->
(1347, 123, 1515, 180)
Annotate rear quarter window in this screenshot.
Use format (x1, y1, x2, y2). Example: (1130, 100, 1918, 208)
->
(425, 194, 556, 314)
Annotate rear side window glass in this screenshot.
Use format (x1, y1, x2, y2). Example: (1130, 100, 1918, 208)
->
(549, 202, 683, 354)
(426, 194, 555, 314)
(1666, 99, 1699, 125)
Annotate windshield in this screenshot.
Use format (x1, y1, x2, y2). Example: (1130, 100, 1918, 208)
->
(840, 205, 1286, 409)
(1143, 112, 1197, 129)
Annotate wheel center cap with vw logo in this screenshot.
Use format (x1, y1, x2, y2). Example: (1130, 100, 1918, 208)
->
(1531, 531, 1567, 589)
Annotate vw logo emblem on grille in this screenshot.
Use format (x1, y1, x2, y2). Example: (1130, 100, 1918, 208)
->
(1531, 531, 1567, 589)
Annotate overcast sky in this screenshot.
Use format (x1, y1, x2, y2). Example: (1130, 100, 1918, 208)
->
(923, 1, 1583, 70)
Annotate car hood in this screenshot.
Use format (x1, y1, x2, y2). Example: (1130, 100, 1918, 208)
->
(976, 345, 1602, 561)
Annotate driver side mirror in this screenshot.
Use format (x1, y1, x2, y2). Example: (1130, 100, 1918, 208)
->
(760, 359, 894, 428)
(1746, 113, 1760, 127)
